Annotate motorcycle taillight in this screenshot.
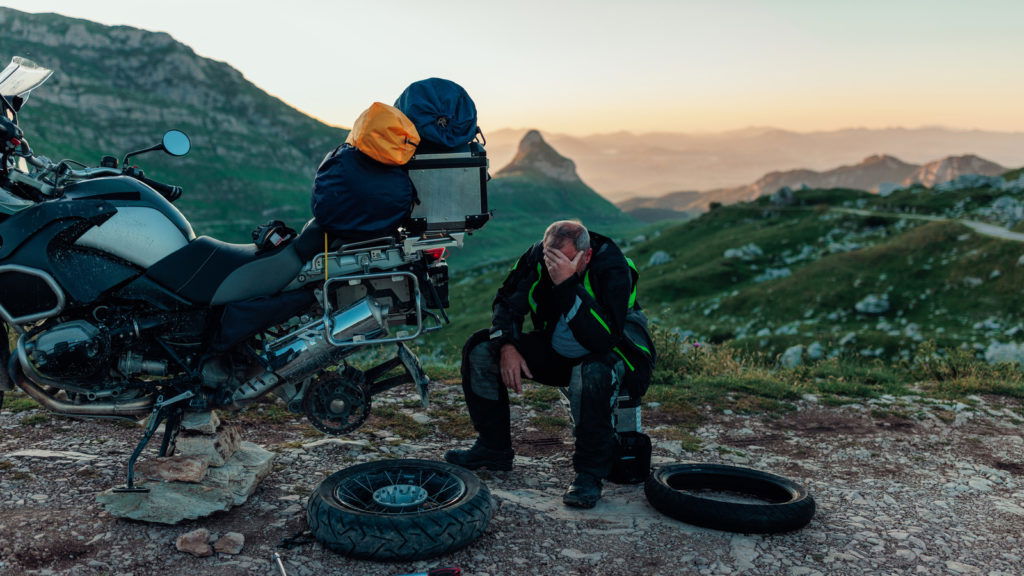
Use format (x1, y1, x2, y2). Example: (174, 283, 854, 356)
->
(424, 247, 446, 262)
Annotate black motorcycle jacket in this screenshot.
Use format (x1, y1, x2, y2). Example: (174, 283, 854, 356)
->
(490, 232, 639, 356)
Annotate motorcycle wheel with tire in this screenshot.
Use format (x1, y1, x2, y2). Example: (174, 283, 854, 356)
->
(306, 458, 493, 560)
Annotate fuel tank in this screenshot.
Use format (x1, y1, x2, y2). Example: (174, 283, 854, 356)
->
(64, 176, 195, 267)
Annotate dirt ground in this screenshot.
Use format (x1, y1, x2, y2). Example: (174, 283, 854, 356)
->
(1, 381, 1022, 576)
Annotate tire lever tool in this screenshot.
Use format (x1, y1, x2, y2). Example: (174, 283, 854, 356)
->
(271, 552, 288, 576)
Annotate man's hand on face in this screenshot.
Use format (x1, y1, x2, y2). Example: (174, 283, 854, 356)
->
(500, 344, 532, 394)
(543, 247, 583, 286)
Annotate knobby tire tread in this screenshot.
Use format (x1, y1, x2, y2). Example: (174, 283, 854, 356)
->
(306, 459, 494, 561)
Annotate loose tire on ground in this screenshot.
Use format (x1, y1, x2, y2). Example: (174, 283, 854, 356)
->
(644, 463, 815, 533)
(307, 458, 493, 560)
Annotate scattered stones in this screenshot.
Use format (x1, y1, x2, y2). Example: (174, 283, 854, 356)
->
(174, 425, 241, 467)
(723, 243, 763, 261)
(96, 442, 275, 524)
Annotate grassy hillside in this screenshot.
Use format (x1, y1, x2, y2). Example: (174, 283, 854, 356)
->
(427, 182, 1024, 375)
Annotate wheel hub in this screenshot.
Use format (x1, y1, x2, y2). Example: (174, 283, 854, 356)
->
(372, 484, 430, 508)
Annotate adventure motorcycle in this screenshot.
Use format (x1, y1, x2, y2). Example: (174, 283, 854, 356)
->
(0, 57, 483, 492)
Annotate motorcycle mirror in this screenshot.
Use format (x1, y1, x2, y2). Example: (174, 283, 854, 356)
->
(162, 130, 191, 157)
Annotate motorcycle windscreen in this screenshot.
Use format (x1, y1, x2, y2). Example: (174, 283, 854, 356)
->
(0, 57, 53, 102)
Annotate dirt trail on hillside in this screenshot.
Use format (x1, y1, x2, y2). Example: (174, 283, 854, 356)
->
(833, 207, 1024, 242)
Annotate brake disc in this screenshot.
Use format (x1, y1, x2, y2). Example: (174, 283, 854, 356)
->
(302, 369, 370, 435)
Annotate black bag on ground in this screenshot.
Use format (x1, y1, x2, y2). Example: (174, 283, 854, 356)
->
(310, 144, 416, 242)
(607, 431, 652, 484)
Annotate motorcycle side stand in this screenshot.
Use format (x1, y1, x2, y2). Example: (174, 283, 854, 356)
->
(113, 391, 194, 493)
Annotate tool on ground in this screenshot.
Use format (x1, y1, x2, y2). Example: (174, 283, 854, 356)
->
(271, 552, 288, 576)
(394, 568, 462, 576)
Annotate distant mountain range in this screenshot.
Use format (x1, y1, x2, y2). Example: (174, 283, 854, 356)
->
(618, 154, 1008, 220)
(483, 128, 1024, 201)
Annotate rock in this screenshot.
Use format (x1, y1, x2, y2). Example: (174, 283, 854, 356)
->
(411, 412, 431, 424)
(560, 549, 603, 563)
(754, 267, 792, 283)
(963, 276, 984, 288)
(180, 411, 220, 435)
(96, 442, 275, 524)
(213, 532, 245, 555)
(6, 449, 98, 461)
(944, 560, 981, 574)
(136, 455, 209, 483)
(780, 345, 804, 368)
(175, 528, 213, 557)
(647, 251, 672, 267)
(806, 341, 825, 360)
(984, 341, 1024, 365)
(854, 294, 890, 315)
(723, 243, 763, 261)
(174, 425, 241, 467)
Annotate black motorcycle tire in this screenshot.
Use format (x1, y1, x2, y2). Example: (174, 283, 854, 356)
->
(644, 463, 815, 533)
(306, 459, 493, 561)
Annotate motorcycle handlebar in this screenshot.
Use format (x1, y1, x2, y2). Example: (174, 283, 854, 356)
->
(137, 174, 182, 203)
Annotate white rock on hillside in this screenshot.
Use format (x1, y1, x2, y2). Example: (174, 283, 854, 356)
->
(724, 243, 763, 261)
(754, 267, 792, 283)
(780, 345, 804, 368)
(854, 294, 890, 315)
(648, 251, 673, 267)
(984, 341, 1024, 365)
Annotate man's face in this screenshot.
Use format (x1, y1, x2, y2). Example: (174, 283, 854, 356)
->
(543, 237, 592, 274)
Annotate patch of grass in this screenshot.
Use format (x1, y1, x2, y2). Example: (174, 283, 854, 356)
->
(240, 403, 294, 425)
(3, 394, 39, 413)
(0, 461, 13, 470)
(368, 406, 431, 439)
(650, 427, 703, 452)
(427, 405, 476, 439)
(530, 415, 570, 435)
(21, 413, 49, 425)
(522, 386, 563, 411)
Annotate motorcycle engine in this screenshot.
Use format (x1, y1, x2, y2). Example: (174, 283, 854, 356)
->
(24, 320, 110, 380)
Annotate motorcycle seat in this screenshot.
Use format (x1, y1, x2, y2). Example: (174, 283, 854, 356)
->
(146, 236, 303, 305)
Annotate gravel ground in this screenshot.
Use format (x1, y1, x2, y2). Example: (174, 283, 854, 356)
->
(1, 382, 1022, 576)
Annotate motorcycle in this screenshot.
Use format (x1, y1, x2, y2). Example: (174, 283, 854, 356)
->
(0, 57, 489, 494)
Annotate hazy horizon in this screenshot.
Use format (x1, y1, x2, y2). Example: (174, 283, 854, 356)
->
(2, 1, 1023, 136)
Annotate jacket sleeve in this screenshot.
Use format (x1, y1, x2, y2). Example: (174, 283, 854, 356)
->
(490, 245, 541, 346)
(551, 254, 632, 354)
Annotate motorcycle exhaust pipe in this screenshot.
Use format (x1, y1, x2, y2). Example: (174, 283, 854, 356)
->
(14, 371, 153, 418)
(232, 297, 387, 405)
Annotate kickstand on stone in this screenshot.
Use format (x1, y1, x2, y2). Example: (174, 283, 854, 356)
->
(113, 390, 195, 493)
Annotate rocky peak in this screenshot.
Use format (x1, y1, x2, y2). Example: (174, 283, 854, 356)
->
(496, 129, 581, 183)
(905, 154, 1006, 188)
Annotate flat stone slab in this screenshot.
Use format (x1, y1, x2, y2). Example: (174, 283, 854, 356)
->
(96, 442, 275, 525)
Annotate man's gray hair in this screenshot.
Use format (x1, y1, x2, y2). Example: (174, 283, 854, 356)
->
(543, 220, 590, 252)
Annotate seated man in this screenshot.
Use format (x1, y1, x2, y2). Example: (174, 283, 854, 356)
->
(445, 220, 651, 508)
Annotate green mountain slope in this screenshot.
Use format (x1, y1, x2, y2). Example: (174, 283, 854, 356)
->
(438, 182, 1024, 365)
(0, 7, 347, 241)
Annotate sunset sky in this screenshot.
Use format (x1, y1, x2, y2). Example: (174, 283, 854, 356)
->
(3, 0, 1023, 135)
